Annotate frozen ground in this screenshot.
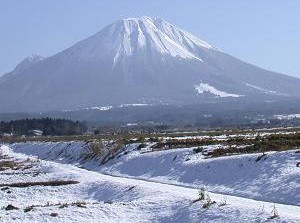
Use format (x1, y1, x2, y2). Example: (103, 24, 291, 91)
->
(1, 143, 300, 222)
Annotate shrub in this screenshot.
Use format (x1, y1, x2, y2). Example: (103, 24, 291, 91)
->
(24, 206, 34, 212)
(202, 194, 216, 209)
(198, 187, 206, 201)
(5, 204, 19, 210)
(50, 213, 58, 217)
(218, 197, 227, 207)
(193, 147, 203, 153)
(268, 204, 279, 219)
(137, 143, 147, 150)
(101, 140, 124, 164)
(255, 153, 267, 162)
(59, 203, 68, 209)
(87, 141, 104, 159)
(194, 186, 216, 209)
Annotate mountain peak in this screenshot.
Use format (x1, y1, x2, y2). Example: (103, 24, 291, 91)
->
(14, 54, 45, 72)
(0, 54, 45, 84)
(120, 16, 167, 26)
(69, 16, 215, 66)
(114, 16, 214, 50)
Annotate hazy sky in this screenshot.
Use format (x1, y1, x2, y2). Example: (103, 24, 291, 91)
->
(1, 0, 299, 77)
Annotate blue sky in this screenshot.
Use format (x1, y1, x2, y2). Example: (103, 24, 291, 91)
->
(1, 0, 300, 77)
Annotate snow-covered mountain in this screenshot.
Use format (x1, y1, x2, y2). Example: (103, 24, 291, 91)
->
(1, 16, 300, 112)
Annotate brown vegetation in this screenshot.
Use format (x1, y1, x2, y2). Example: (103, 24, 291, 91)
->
(0, 180, 79, 188)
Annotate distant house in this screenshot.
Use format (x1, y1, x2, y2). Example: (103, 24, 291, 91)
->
(0, 133, 13, 138)
(27, 129, 43, 136)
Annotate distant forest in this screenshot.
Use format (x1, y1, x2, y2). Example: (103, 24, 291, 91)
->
(0, 118, 87, 136)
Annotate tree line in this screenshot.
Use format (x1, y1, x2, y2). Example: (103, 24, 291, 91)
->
(0, 118, 87, 136)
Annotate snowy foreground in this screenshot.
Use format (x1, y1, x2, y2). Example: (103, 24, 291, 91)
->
(0, 143, 300, 222)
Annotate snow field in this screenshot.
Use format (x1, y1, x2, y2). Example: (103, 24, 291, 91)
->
(1, 143, 300, 222)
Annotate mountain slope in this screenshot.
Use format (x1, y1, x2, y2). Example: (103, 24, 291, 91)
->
(1, 16, 300, 112)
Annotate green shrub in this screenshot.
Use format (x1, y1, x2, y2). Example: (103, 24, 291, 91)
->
(198, 187, 206, 201)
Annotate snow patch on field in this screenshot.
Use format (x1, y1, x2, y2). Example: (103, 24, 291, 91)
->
(274, 114, 300, 120)
(195, 83, 243, 98)
(84, 106, 113, 111)
(245, 83, 288, 96)
(119, 103, 149, 108)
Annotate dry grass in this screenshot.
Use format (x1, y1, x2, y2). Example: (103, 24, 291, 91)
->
(24, 201, 95, 211)
(101, 140, 124, 164)
(82, 141, 104, 161)
(0, 171, 42, 176)
(0, 160, 30, 171)
(0, 160, 18, 171)
(0, 180, 79, 188)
